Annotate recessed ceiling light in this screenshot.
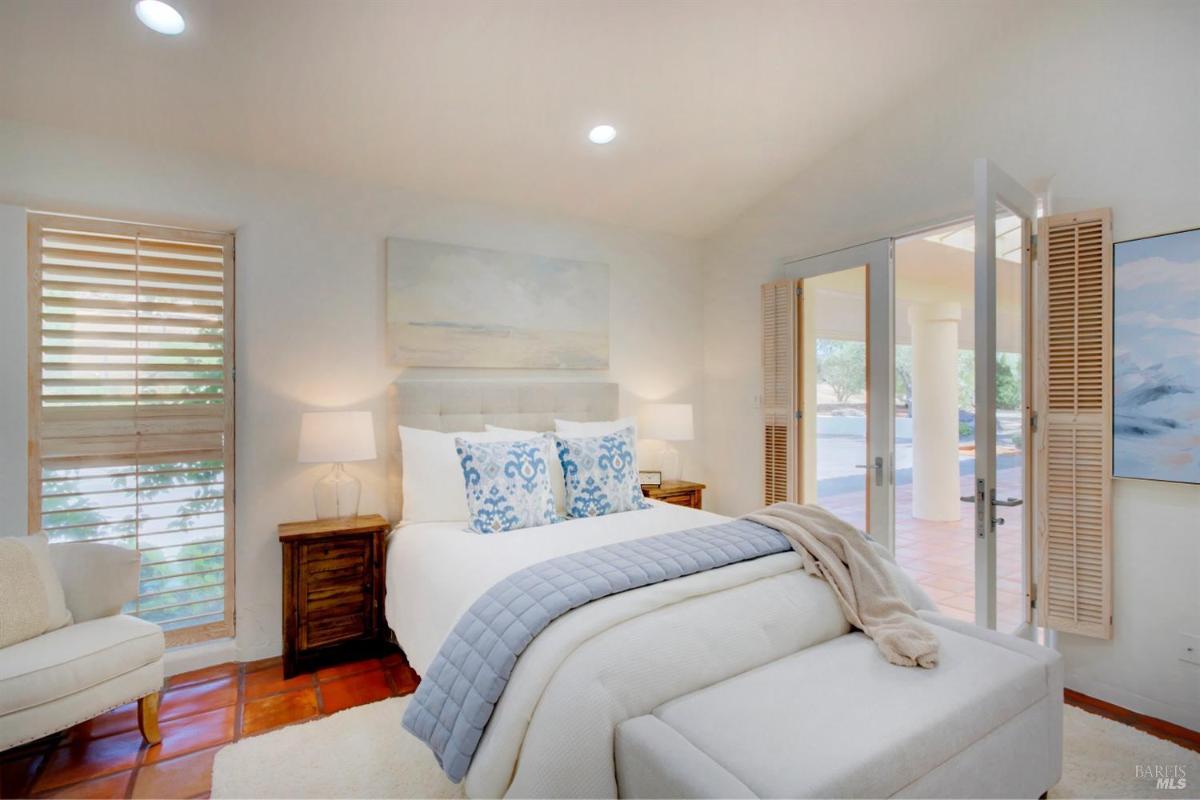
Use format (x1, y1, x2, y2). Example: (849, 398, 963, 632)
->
(134, 0, 186, 35)
(588, 125, 617, 145)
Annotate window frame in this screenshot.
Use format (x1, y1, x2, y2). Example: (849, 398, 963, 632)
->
(27, 212, 236, 647)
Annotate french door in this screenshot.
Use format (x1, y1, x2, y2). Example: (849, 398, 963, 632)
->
(775, 162, 1036, 632)
(784, 240, 894, 550)
(970, 159, 1037, 631)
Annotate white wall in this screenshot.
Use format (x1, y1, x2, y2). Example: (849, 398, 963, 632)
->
(0, 120, 705, 663)
(0, 205, 26, 524)
(701, 0, 1200, 729)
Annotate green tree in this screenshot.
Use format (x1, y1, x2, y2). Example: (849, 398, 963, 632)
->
(817, 339, 866, 403)
(995, 352, 1022, 410)
(953, 350, 1021, 413)
(41, 314, 228, 630)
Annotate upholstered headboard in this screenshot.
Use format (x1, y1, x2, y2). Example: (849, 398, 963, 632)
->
(386, 380, 619, 522)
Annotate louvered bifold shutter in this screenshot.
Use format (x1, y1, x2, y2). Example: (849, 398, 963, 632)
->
(1034, 209, 1112, 639)
(28, 213, 235, 646)
(762, 279, 799, 504)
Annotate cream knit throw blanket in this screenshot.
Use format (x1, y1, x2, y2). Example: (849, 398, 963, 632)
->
(746, 502, 939, 668)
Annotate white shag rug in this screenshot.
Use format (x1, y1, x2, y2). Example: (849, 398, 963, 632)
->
(212, 696, 461, 799)
(1049, 706, 1199, 799)
(212, 698, 1199, 799)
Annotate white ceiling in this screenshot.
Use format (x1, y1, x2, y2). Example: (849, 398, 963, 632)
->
(0, 0, 1035, 238)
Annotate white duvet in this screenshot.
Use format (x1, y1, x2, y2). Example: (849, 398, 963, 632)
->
(386, 501, 733, 675)
(385, 502, 930, 798)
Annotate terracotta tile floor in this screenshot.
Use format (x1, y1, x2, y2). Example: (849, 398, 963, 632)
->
(821, 466, 1028, 632)
(0, 653, 420, 799)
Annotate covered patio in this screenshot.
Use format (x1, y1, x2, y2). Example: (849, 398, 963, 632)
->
(821, 465, 1026, 631)
(807, 222, 1028, 632)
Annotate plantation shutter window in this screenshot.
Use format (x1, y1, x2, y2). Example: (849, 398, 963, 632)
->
(1033, 208, 1112, 639)
(762, 279, 799, 504)
(28, 213, 235, 646)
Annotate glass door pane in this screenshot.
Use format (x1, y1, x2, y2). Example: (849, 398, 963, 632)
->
(994, 209, 1028, 632)
(803, 265, 870, 531)
(892, 173, 1033, 631)
(893, 225, 977, 623)
(973, 158, 1037, 630)
(784, 239, 893, 546)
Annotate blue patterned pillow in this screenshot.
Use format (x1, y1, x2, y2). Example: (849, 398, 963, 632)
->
(456, 437, 560, 534)
(554, 427, 651, 518)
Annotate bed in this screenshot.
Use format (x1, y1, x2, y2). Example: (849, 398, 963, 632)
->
(382, 380, 1061, 799)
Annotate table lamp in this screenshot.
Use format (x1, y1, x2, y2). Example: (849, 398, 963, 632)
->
(298, 411, 377, 520)
(640, 403, 694, 481)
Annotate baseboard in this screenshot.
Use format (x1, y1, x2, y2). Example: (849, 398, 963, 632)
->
(1066, 689, 1200, 754)
(163, 637, 238, 677)
(1065, 673, 1200, 735)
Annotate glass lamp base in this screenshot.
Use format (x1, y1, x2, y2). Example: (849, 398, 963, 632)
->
(661, 446, 682, 481)
(313, 463, 361, 520)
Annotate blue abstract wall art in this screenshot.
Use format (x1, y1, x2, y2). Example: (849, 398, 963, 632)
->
(1113, 227, 1200, 484)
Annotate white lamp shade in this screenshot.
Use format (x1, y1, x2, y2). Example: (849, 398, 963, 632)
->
(640, 403, 694, 441)
(298, 411, 377, 464)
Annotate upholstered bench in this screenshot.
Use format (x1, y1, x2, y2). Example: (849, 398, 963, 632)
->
(615, 612, 1062, 799)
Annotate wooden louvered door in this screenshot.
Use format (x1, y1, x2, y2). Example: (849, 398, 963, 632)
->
(762, 279, 799, 505)
(1034, 209, 1113, 638)
(27, 213, 236, 646)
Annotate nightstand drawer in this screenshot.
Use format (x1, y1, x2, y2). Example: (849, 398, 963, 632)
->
(301, 539, 368, 567)
(642, 480, 705, 509)
(303, 561, 366, 590)
(305, 581, 369, 610)
(303, 611, 368, 649)
(657, 492, 699, 508)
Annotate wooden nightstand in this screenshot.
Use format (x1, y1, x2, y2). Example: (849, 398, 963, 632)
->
(642, 480, 706, 509)
(278, 514, 389, 678)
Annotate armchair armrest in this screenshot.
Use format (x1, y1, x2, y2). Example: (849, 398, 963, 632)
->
(48, 542, 141, 623)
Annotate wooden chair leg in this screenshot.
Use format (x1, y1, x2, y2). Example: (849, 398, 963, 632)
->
(137, 691, 162, 745)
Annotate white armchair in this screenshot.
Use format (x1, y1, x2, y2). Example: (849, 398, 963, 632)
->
(0, 542, 165, 751)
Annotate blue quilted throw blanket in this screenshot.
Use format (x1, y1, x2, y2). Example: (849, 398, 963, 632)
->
(401, 519, 790, 782)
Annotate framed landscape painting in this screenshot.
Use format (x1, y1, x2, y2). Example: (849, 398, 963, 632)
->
(386, 238, 609, 369)
(1112, 227, 1200, 484)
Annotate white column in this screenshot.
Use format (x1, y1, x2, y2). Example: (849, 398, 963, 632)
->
(907, 302, 962, 521)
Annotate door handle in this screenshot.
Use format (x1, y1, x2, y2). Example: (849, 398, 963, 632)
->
(960, 489, 1022, 534)
(854, 457, 885, 487)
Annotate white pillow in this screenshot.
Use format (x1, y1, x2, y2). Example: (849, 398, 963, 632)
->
(554, 417, 638, 439)
(483, 425, 545, 437)
(0, 533, 72, 648)
(484, 425, 565, 513)
(398, 426, 521, 523)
